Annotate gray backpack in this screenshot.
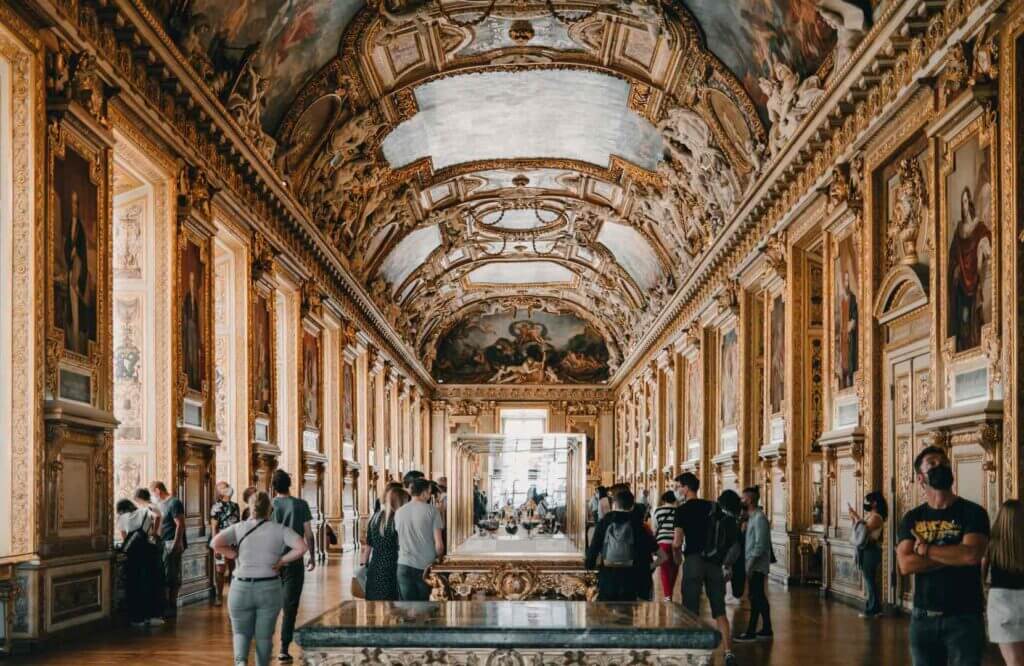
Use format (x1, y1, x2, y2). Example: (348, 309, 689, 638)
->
(601, 520, 635, 568)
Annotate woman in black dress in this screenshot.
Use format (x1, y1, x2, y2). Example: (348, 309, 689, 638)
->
(364, 486, 409, 601)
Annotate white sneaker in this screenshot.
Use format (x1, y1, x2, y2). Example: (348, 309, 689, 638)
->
(147, 617, 165, 626)
(725, 594, 741, 606)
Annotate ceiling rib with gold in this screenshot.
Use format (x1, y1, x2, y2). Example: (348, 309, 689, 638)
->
(199, 0, 836, 385)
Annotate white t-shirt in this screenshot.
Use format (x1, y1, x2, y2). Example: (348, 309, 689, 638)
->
(215, 518, 304, 579)
(117, 508, 151, 536)
(394, 500, 443, 570)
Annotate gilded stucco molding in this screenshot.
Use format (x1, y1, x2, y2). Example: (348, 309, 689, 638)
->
(0, 6, 43, 557)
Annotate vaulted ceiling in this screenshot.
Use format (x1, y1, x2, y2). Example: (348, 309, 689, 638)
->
(165, 0, 844, 385)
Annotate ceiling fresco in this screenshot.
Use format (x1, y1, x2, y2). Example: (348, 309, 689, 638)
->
(684, 0, 836, 113)
(156, 0, 852, 384)
(433, 309, 611, 384)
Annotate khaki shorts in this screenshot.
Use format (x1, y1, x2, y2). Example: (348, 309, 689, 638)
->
(162, 542, 183, 588)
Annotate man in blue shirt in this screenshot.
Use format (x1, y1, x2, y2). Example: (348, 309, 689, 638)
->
(149, 480, 186, 619)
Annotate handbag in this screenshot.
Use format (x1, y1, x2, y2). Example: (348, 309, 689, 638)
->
(351, 564, 368, 599)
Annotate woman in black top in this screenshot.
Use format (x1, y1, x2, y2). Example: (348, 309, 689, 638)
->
(984, 499, 1024, 663)
(364, 486, 410, 601)
(849, 490, 887, 618)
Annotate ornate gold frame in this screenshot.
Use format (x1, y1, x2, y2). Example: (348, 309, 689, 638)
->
(174, 223, 215, 432)
(45, 120, 111, 410)
(937, 109, 1001, 371)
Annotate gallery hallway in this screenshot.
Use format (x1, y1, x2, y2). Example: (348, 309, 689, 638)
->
(11, 553, 1000, 666)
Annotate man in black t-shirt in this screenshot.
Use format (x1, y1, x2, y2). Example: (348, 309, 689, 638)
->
(897, 445, 989, 666)
(672, 473, 736, 666)
(271, 470, 316, 664)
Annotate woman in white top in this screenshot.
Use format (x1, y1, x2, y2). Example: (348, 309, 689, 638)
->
(211, 491, 308, 666)
(116, 499, 164, 626)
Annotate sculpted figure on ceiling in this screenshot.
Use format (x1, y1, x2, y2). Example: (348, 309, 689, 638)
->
(658, 107, 742, 219)
(816, 0, 868, 71)
(759, 57, 826, 156)
(225, 59, 276, 161)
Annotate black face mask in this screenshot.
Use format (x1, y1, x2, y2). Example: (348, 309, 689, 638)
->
(863, 502, 872, 512)
(926, 464, 955, 491)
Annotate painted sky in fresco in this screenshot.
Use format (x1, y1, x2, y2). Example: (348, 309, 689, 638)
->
(190, 0, 363, 132)
(682, 0, 836, 111)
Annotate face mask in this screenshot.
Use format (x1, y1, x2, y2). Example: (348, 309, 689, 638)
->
(926, 464, 954, 491)
(863, 502, 872, 512)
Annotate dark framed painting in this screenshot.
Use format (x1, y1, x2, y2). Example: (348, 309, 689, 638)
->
(342, 359, 356, 442)
(720, 328, 739, 427)
(945, 133, 993, 353)
(53, 145, 99, 357)
(252, 292, 274, 415)
(833, 232, 859, 391)
(180, 238, 206, 394)
(302, 330, 321, 430)
(770, 295, 785, 414)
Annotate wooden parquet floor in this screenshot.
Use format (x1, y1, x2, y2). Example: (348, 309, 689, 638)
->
(11, 554, 1003, 666)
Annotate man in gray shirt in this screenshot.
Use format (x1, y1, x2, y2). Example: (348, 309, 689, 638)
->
(394, 477, 445, 600)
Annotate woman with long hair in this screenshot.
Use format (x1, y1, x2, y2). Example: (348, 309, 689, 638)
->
(362, 485, 411, 601)
(985, 499, 1024, 665)
(654, 490, 679, 601)
(211, 491, 308, 666)
(849, 490, 887, 618)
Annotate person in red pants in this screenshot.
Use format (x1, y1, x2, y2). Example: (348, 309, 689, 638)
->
(653, 491, 679, 600)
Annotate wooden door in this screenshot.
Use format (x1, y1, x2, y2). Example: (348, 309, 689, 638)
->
(886, 351, 931, 609)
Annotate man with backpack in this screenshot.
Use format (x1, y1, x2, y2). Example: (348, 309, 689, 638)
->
(673, 472, 739, 666)
(586, 489, 664, 601)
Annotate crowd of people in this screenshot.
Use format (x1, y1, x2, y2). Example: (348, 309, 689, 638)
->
(111, 448, 1024, 666)
(358, 470, 447, 602)
(116, 469, 317, 666)
(584, 447, 1024, 666)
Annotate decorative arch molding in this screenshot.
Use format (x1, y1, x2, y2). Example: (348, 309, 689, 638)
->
(873, 264, 930, 326)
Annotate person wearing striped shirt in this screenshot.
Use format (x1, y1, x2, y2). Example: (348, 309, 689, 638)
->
(654, 491, 679, 601)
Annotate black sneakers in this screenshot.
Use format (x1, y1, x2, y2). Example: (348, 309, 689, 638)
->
(733, 632, 758, 642)
(724, 651, 739, 666)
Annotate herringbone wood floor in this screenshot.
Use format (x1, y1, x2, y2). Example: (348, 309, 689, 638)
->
(12, 554, 1003, 666)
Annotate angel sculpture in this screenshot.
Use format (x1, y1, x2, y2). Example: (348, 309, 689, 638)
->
(658, 107, 741, 216)
(759, 57, 825, 156)
(816, 0, 868, 71)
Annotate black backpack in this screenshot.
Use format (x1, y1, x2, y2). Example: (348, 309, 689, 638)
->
(700, 503, 739, 565)
(601, 519, 636, 568)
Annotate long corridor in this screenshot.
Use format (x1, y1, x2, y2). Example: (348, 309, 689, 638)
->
(12, 553, 1001, 666)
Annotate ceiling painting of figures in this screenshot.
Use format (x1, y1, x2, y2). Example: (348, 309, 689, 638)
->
(433, 310, 611, 384)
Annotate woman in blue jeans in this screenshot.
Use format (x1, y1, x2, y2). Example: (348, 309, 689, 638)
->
(850, 491, 887, 618)
(211, 491, 308, 666)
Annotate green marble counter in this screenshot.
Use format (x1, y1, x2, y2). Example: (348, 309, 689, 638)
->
(297, 600, 720, 651)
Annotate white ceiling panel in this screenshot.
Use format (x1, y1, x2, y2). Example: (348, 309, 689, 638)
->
(377, 224, 442, 290)
(381, 69, 663, 171)
(467, 261, 575, 285)
(596, 221, 662, 290)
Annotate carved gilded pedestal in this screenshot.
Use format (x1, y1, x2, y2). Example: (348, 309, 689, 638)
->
(428, 561, 597, 601)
